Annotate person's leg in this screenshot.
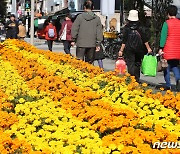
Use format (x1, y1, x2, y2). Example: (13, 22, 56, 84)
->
(85, 47, 95, 64)
(170, 60, 180, 91)
(68, 41, 72, 53)
(134, 52, 144, 82)
(163, 61, 171, 89)
(134, 61, 141, 82)
(97, 59, 103, 68)
(125, 50, 136, 79)
(76, 47, 85, 60)
(51, 40, 53, 51)
(47, 40, 52, 51)
(63, 41, 71, 54)
(170, 60, 180, 80)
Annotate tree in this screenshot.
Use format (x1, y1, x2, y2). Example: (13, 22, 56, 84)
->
(151, 0, 173, 50)
(0, 0, 7, 21)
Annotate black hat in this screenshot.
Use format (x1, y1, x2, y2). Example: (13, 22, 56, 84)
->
(10, 14, 16, 18)
(66, 13, 72, 19)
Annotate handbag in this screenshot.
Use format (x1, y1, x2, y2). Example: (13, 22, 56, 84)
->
(141, 53, 158, 77)
(60, 24, 67, 40)
(157, 56, 168, 72)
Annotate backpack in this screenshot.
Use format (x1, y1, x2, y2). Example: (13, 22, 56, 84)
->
(127, 27, 143, 50)
(48, 28, 55, 38)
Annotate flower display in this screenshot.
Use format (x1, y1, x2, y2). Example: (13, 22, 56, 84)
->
(0, 39, 180, 153)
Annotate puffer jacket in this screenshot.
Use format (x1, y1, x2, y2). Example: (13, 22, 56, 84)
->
(163, 18, 180, 60)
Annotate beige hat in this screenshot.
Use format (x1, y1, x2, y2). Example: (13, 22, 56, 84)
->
(127, 10, 139, 21)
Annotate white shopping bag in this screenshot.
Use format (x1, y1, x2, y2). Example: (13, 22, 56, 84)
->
(60, 24, 67, 40)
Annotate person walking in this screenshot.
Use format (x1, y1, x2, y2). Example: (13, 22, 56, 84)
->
(71, 0, 103, 64)
(0, 22, 5, 35)
(94, 44, 105, 69)
(59, 14, 73, 55)
(158, 5, 180, 91)
(17, 21, 26, 40)
(118, 10, 152, 82)
(44, 20, 57, 51)
(5, 14, 19, 39)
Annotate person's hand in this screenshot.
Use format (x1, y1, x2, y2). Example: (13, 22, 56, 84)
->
(71, 42, 75, 47)
(147, 48, 152, 53)
(119, 51, 123, 57)
(158, 49, 164, 55)
(96, 46, 100, 52)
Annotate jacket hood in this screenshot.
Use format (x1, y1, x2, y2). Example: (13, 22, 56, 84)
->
(82, 12, 96, 21)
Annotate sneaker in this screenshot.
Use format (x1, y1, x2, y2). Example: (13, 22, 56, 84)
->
(176, 80, 180, 92)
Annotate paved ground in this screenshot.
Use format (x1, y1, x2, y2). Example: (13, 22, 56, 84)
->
(25, 38, 178, 91)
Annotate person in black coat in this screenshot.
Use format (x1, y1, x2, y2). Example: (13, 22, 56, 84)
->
(118, 10, 152, 82)
(5, 14, 19, 39)
(94, 44, 105, 68)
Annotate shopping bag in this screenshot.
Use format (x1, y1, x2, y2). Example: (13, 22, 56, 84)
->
(60, 24, 67, 40)
(115, 57, 126, 75)
(157, 56, 168, 72)
(141, 54, 157, 76)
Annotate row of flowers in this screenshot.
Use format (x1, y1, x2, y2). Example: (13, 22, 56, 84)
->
(2, 40, 180, 132)
(0, 55, 107, 153)
(0, 39, 180, 153)
(5, 39, 180, 116)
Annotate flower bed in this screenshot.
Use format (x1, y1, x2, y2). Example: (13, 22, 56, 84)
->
(0, 39, 180, 153)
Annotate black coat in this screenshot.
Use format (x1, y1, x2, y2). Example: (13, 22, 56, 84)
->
(5, 20, 19, 39)
(122, 21, 149, 54)
(94, 44, 105, 60)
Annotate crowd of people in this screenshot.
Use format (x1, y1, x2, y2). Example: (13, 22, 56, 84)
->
(0, 0, 179, 91)
(0, 14, 26, 40)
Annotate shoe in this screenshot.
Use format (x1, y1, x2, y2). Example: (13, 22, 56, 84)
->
(164, 86, 171, 91)
(176, 80, 180, 92)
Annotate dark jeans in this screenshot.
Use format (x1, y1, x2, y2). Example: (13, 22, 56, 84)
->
(63, 40, 71, 55)
(76, 47, 96, 64)
(125, 50, 144, 82)
(164, 59, 180, 88)
(47, 40, 53, 51)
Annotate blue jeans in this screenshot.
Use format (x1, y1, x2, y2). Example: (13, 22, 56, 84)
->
(164, 60, 180, 87)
